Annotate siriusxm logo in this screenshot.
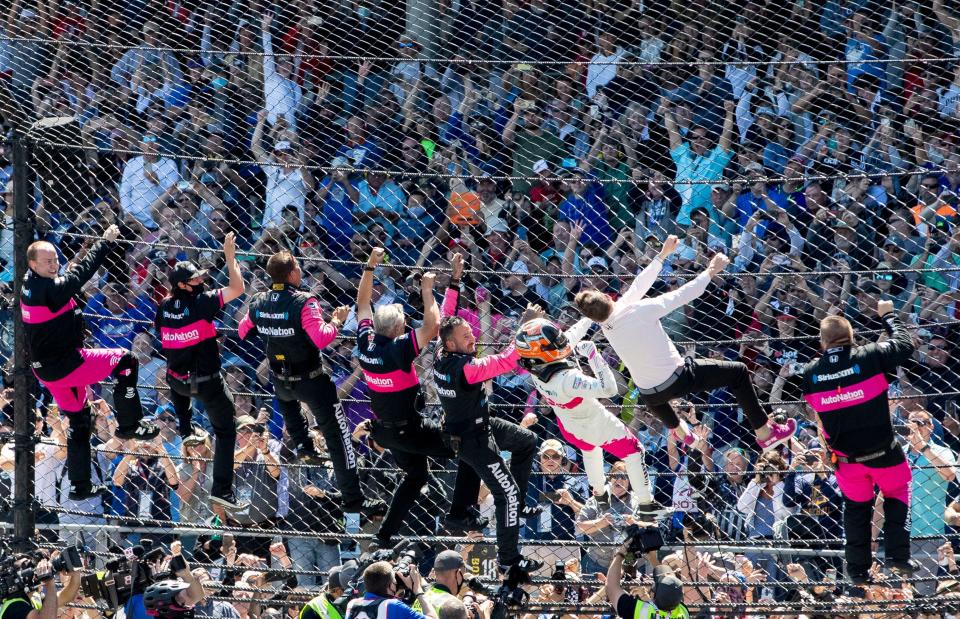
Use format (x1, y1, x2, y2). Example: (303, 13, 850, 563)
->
(812, 364, 860, 384)
(257, 311, 288, 320)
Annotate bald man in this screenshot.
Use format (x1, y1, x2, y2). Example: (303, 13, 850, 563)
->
(21, 225, 159, 500)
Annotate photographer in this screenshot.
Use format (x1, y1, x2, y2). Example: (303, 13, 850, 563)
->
(345, 561, 437, 619)
(141, 542, 212, 619)
(411, 551, 479, 616)
(301, 563, 355, 619)
(0, 556, 58, 619)
(605, 531, 688, 619)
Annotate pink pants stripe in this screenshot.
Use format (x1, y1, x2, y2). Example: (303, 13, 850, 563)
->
(36, 348, 126, 413)
(556, 418, 643, 457)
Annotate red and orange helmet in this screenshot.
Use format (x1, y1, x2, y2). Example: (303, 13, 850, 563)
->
(515, 318, 571, 367)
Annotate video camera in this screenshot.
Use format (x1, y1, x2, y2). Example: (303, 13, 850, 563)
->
(0, 542, 85, 599)
(81, 539, 166, 613)
(622, 524, 664, 558)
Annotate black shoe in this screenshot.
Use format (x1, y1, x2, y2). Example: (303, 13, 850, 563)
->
(116, 420, 161, 441)
(180, 423, 207, 441)
(345, 497, 388, 518)
(846, 569, 870, 586)
(68, 484, 109, 501)
(210, 492, 250, 511)
(886, 559, 919, 576)
(520, 505, 543, 519)
(445, 513, 490, 534)
(499, 556, 544, 577)
(634, 500, 670, 520)
(296, 445, 324, 465)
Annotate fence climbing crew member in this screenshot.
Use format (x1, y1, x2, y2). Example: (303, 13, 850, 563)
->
(355, 248, 483, 546)
(801, 300, 916, 585)
(433, 265, 543, 574)
(239, 250, 383, 517)
(574, 234, 795, 453)
(155, 232, 247, 510)
(21, 225, 159, 500)
(516, 317, 665, 518)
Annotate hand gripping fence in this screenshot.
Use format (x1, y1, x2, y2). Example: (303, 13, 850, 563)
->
(4, 0, 960, 615)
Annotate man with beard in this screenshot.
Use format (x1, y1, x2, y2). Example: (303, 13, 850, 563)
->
(155, 233, 247, 509)
(22, 226, 160, 500)
(239, 250, 384, 518)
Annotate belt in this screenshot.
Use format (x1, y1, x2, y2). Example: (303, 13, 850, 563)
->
(167, 370, 220, 396)
(273, 367, 326, 383)
(636, 359, 690, 396)
(834, 439, 899, 465)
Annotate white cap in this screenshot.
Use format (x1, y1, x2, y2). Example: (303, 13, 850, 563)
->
(586, 256, 609, 270)
(532, 159, 550, 174)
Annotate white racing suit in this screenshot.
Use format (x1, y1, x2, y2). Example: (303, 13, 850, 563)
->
(530, 319, 653, 502)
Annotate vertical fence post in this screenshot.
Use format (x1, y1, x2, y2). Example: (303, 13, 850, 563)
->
(11, 134, 34, 551)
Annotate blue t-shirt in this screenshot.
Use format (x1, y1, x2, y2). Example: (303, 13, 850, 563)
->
(751, 495, 776, 538)
(557, 186, 612, 247)
(733, 190, 788, 228)
(351, 594, 429, 619)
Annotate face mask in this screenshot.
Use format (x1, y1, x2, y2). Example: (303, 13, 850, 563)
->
(189, 281, 206, 296)
(210, 76, 228, 89)
(357, 6, 370, 18)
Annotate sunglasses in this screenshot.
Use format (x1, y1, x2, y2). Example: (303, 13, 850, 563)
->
(142, 135, 158, 143)
(398, 42, 416, 48)
(874, 273, 894, 281)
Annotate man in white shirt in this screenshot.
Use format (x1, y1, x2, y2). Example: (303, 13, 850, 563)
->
(119, 120, 179, 230)
(574, 235, 796, 451)
(261, 12, 304, 131)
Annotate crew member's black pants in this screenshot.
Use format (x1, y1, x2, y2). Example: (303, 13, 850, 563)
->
(449, 418, 537, 566)
(371, 417, 480, 543)
(274, 373, 363, 509)
(168, 375, 237, 498)
(642, 359, 769, 431)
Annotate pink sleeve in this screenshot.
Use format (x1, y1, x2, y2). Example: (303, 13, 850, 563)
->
(238, 311, 255, 340)
(462, 346, 521, 384)
(301, 299, 338, 350)
(441, 287, 459, 318)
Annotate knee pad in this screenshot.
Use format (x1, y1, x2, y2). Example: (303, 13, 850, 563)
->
(65, 408, 93, 441)
(111, 352, 139, 381)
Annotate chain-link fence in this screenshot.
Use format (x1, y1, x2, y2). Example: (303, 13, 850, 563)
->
(2, 0, 960, 615)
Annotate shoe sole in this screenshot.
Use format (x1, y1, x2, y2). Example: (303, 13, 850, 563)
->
(210, 496, 250, 510)
(634, 507, 671, 520)
(759, 430, 795, 453)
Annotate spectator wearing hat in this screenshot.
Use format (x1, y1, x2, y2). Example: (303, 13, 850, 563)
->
(529, 159, 564, 207)
(411, 550, 466, 614)
(251, 110, 315, 230)
(301, 562, 358, 619)
(110, 20, 183, 90)
(503, 100, 564, 194)
(178, 428, 214, 554)
(576, 461, 644, 573)
(86, 279, 156, 351)
(659, 96, 736, 227)
(524, 439, 587, 543)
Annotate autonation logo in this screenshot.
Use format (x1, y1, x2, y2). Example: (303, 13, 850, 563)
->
(820, 389, 865, 406)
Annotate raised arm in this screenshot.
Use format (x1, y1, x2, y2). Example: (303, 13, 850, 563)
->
(719, 99, 736, 153)
(649, 253, 728, 319)
(356, 248, 384, 323)
(617, 234, 678, 307)
(415, 272, 440, 351)
(251, 110, 269, 162)
(45, 225, 121, 308)
(218, 232, 245, 304)
(876, 300, 916, 372)
(657, 97, 682, 152)
(563, 317, 594, 347)
(441, 253, 465, 318)
(261, 12, 276, 83)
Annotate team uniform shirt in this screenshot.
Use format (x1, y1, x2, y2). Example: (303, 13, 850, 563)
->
(433, 346, 521, 434)
(20, 240, 113, 381)
(801, 313, 915, 464)
(356, 317, 423, 422)
(155, 290, 225, 378)
(238, 283, 339, 375)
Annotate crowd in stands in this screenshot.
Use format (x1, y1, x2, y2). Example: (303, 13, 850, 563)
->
(2, 0, 960, 615)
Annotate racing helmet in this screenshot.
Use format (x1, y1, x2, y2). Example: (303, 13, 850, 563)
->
(143, 580, 192, 616)
(515, 318, 571, 368)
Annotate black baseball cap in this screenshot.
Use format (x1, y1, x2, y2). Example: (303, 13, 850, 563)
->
(652, 565, 683, 611)
(169, 261, 207, 286)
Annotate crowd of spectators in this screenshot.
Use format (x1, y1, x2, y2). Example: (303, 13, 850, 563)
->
(3, 0, 960, 616)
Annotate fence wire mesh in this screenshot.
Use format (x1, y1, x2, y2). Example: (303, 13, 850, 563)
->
(3, 0, 960, 616)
